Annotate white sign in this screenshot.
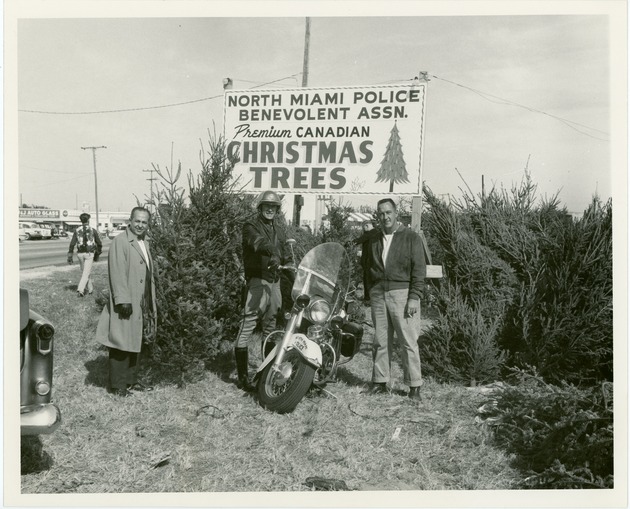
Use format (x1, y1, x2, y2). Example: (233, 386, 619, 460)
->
(224, 84, 427, 195)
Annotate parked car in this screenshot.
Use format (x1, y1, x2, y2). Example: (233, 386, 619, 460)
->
(108, 224, 127, 239)
(19, 222, 45, 240)
(34, 222, 54, 240)
(20, 288, 61, 435)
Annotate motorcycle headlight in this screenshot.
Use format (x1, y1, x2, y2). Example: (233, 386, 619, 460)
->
(306, 298, 331, 325)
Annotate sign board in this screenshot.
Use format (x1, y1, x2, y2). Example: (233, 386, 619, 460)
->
(224, 84, 427, 195)
(19, 209, 60, 219)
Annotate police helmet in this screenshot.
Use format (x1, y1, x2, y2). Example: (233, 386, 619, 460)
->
(256, 190, 282, 209)
(79, 213, 91, 223)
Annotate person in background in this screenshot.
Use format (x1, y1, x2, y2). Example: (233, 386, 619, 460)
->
(353, 219, 377, 304)
(67, 212, 102, 297)
(95, 207, 156, 397)
(234, 190, 293, 392)
(362, 198, 425, 402)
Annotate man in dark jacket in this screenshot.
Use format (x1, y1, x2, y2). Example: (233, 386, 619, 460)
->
(363, 198, 425, 401)
(234, 190, 293, 391)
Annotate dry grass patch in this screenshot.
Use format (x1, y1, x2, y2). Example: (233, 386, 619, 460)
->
(20, 265, 520, 493)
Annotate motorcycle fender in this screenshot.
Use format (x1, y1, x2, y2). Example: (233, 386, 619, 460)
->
(254, 334, 322, 378)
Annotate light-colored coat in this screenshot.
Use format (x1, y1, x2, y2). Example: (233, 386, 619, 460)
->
(96, 228, 157, 353)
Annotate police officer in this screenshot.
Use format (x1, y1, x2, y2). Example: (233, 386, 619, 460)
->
(234, 191, 293, 391)
(67, 212, 102, 297)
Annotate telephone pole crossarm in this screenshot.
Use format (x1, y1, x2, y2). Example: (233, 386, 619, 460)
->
(142, 168, 157, 213)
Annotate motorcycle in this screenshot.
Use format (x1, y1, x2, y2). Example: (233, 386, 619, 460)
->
(254, 241, 364, 413)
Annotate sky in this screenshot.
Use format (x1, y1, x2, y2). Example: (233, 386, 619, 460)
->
(12, 3, 624, 224)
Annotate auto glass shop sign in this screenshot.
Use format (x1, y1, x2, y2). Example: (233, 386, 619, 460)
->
(19, 209, 60, 219)
(223, 84, 427, 195)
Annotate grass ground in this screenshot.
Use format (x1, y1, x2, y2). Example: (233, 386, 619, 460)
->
(20, 263, 520, 493)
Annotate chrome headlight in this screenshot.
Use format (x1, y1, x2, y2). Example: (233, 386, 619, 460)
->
(306, 298, 331, 325)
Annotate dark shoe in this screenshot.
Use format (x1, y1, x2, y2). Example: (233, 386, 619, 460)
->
(128, 382, 153, 392)
(369, 382, 388, 395)
(77, 291, 84, 297)
(238, 375, 256, 392)
(109, 388, 132, 397)
(235, 347, 255, 392)
(408, 386, 422, 402)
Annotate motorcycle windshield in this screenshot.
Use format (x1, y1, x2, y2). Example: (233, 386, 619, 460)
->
(291, 242, 350, 316)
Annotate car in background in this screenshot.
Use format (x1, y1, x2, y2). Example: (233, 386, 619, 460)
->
(108, 224, 127, 239)
(20, 288, 61, 435)
(19, 222, 46, 240)
(34, 222, 54, 240)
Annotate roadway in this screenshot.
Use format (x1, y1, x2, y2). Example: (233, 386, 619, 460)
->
(19, 237, 112, 270)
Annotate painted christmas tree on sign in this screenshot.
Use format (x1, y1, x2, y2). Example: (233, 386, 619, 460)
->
(375, 121, 409, 192)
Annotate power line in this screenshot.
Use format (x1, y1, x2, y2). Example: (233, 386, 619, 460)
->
(18, 73, 302, 116)
(429, 74, 609, 140)
(23, 173, 91, 189)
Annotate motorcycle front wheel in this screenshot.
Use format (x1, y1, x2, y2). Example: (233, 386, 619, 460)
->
(257, 349, 315, 414)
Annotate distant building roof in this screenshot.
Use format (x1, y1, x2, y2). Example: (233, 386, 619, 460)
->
(348, 212, 373, 223)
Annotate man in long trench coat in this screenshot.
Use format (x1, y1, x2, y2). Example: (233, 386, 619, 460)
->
(96, 207, 157, 397)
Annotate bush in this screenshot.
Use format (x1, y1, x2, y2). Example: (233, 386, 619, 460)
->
(492, 368, 613, 488)
(148, 134, 253, 384)
(319, 200, 369, 322)
(421, 175, 612, 386)
(421, 283, 506, 386)
(503, 198, 613, 384)
(320, 200, 363, 277)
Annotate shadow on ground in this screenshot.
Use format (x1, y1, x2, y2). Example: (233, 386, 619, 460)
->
(84, 354, 109, 389)
(21, 436, 53, 474)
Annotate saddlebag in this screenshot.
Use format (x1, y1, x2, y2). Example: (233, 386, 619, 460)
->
(340, 322, 363, 357)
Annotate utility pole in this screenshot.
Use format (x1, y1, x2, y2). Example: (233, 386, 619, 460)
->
(302, 17, 311, 87)
(81, 145, 106, 232)
(143, 168, 157, 213)
(293, 16, 310, 227)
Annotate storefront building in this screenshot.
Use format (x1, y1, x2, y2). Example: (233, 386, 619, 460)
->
(19, 208, 130, 234)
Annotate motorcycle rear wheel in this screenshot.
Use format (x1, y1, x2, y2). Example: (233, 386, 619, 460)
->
(257, 349, 315, 414)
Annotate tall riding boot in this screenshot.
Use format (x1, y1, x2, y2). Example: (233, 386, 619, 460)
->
(234, 347, 255, 392)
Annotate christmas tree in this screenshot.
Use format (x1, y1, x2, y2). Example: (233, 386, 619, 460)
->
(375, 122, 409, 192)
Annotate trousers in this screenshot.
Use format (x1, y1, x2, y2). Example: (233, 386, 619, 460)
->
(77, 252, 95, 294)
(235, 278, 281, 349)
(108, 347, 139, 390)
(370, 283, 423, 387)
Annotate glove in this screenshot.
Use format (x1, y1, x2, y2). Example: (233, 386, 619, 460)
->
(115, 303, 133, 319)
(94, 249, 102, 262)
(268, 254, 281, 272)
(67, 253, 73, 265)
